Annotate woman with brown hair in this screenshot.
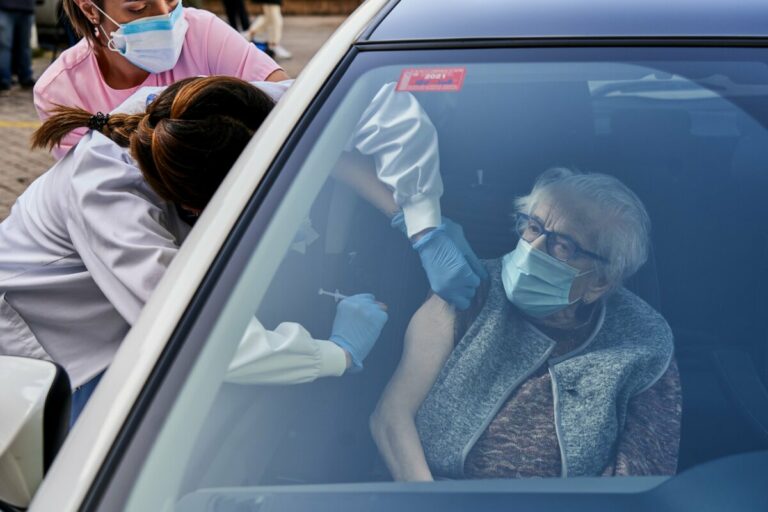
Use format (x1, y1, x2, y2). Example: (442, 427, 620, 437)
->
(33, 0, 288, 158)
(0, 76, 388, 423)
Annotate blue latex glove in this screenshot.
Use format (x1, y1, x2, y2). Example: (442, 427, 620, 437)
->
(392, 213, 486, 310)
(412, 228, 480, 310)
(441, 217, 489, 282)
(329, 293, 388, 373)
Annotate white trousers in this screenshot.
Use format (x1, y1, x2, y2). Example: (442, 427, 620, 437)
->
(248, 4, 283, 46)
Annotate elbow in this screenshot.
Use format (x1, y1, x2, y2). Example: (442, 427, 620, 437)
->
(369, 400, 409, 452)
(369, 404, 389, 450)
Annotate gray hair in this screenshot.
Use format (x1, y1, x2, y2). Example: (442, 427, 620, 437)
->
(515, 167, 651, 286)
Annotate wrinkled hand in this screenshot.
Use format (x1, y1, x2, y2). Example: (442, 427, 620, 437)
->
(392, 213, 486, 310)
(329, 294, 388, 373)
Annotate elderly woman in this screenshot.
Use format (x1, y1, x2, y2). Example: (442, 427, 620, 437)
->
(371, 168, 681, 481)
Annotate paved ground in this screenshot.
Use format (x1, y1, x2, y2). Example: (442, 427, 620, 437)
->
(0, 15, 344, 220)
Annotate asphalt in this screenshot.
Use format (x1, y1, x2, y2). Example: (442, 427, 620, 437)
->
(0, 15, 344, 220)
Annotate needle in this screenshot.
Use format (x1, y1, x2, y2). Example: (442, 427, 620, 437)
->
(318, 288, 348, 303)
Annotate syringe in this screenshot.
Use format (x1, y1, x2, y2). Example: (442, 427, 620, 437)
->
(318, 288, 348, 303)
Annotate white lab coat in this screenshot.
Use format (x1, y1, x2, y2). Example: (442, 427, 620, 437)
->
(0, 80, 441, 388)
(347, 82, 443, 238)
(0, 125, 347, 388)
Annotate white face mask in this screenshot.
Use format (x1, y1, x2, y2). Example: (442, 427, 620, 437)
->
(501, 239, 593, 318)
(92, 0, 188, 73)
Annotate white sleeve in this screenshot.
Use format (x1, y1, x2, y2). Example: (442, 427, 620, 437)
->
(225, 318, 347, 385)
(110, 80, 294, 116)
(346, 82, 443, 238)
(110, 79, 294, 118)
(111, 86, 168, 114)
(64, 135, 345, 386)
(250, 79, 294, 102)
(66, 133, 182, 325)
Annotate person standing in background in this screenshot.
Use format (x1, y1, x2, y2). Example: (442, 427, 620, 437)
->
(244, 0, 291, 60)
(222, 0, 249, 32)
(33, 0, 287, 158)
(0, 0, 35, 93)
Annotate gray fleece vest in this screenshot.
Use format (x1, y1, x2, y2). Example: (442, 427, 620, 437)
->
(415, 259, 673, 478)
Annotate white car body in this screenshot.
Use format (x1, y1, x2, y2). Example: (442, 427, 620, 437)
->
(0, 358, 55, 507)
(29, 1, 387, 509)
(5, 0, 768, 510)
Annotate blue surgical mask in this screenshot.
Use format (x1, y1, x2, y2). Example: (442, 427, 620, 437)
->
(93, 0, 188, 73)
(501, 239, 592, 318)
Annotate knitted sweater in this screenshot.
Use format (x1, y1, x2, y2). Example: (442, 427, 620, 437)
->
(463, 357, 681, 477)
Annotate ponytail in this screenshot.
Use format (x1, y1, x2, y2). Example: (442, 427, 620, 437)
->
(132, 76, 275, 211)
(31, 105, 144, 150)
(32, 76, 275, 213)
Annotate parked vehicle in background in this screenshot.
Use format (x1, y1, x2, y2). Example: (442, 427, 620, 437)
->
(34, 0, 61, 49)
(34, 0, 80, 55)
(3, 0, 768, 510)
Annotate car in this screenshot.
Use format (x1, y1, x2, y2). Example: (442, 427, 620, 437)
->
(3, 0, 768, 510)
(34, 0, 72, 54)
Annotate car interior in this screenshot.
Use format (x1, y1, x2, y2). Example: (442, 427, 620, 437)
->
(177, 59, 768, 499)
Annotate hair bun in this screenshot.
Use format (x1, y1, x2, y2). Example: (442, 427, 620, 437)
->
(132, 76, 275, 211)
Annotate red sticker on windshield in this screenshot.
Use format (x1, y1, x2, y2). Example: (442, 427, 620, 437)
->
(396, 67, 466, 92)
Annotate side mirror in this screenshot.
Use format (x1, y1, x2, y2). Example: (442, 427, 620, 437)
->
(0, 357, 70, 510)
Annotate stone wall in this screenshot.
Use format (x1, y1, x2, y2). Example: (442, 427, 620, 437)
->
(283, 0, 362, 15)
(203, 0, 363, 15)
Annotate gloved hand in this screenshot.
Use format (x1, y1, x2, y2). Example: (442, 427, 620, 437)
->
(441, 217, 489, 282)
(392, 213, 486, 310)
(329, 294, 388, 373)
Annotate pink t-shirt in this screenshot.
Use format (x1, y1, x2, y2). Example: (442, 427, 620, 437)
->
(34, 7, 281, 159)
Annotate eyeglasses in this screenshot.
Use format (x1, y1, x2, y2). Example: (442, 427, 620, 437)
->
(514, 213, 609, 263)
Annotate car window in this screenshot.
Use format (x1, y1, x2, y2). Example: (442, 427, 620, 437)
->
(119, 47, 768, 509)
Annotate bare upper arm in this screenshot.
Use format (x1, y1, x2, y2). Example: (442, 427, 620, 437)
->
(377, 294, 457, 417)
(266, 69, 290, 82)
(332, 151, 400, 217)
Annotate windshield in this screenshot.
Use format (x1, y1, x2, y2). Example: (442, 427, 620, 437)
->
(122, 47, 768, 509)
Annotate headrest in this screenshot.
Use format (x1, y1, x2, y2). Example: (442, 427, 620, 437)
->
(611, 109, 692, 138)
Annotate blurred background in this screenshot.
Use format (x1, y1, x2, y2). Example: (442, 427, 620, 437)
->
(0, 0, 360, 218)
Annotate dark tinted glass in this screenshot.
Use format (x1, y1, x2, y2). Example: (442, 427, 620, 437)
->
(369, 0, 768, 41)
(124, 47, 768, 510)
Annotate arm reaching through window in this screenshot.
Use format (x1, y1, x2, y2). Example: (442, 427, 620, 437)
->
(333, 109, 486, 310)
(332, 151, 400, 218)
(346, 82, 443, 238)
(370, 294, 457, 481)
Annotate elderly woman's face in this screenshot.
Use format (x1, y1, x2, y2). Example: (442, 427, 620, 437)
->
(527, 192, 610, 307)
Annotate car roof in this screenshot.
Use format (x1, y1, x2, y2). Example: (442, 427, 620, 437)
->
(363, 0, 768, 42)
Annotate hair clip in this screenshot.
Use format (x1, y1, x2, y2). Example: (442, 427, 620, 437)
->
(88, 112, 110, 131)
